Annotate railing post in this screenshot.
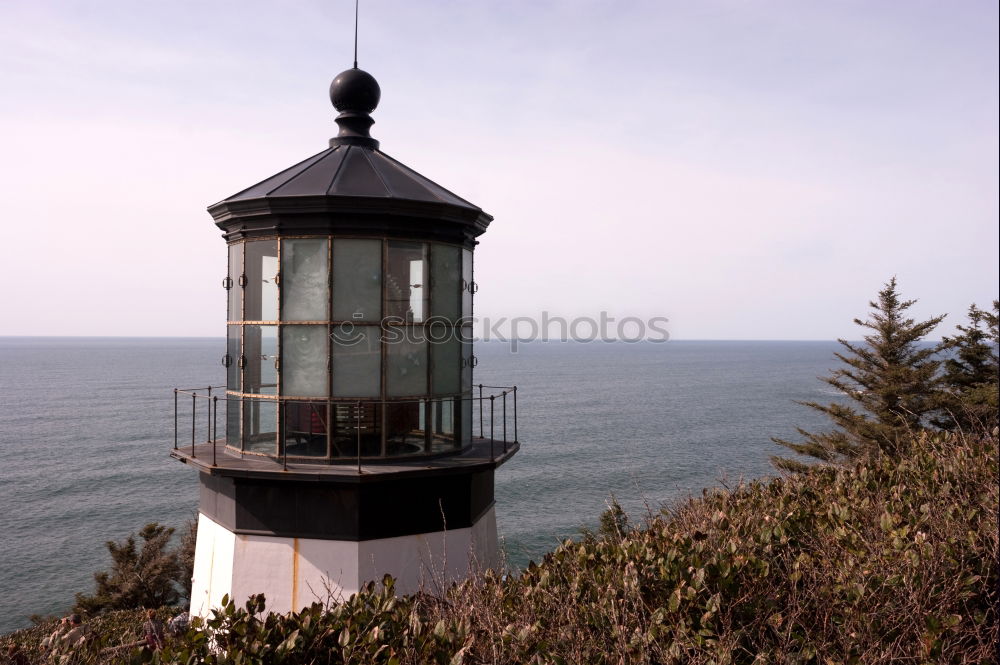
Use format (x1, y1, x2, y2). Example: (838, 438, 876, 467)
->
(190, 393, 197, 459)
(489, 395, 495, 462)
(478, 384, 484, 438)
(205, 387, 212, 444)
(502, 391, 507, 454)
(513, 386, 518, 444)
(173, 389, 178, 450)
(212, 396, 218, 467)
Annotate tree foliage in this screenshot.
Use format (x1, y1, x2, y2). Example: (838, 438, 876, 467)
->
(934, 300, 999, 432)
(772, 277, 945, 471)
(74, 523, 183, 615)
(579, 495, 631, 545)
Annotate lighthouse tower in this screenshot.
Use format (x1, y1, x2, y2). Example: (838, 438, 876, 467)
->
(171, 66, 518, 617)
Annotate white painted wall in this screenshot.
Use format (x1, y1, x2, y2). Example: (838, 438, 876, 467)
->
(359, 506, 499, 596)
(189, 507, 499, 618)
(189, 513, 236, 618)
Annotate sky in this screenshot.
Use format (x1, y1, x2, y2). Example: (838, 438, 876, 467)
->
(0, 0, 996, 340)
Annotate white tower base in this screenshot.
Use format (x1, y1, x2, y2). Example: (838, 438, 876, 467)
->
(190, 507, 499, 618)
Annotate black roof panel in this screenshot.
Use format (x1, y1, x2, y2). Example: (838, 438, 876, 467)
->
(212, 145, 481, 215)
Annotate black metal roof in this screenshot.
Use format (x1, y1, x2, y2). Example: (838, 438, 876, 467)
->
(207, 67, 492, 236)
(213, 144, 480, 211)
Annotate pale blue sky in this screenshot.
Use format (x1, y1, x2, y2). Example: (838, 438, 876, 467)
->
(0, 1, 996, 339)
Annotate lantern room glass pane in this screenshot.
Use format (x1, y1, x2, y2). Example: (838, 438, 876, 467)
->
(387, 241, 428, 322)
(332, 326, 380, 397)
(385, 402, 424, 455)
(331, 401, 381, 457)
(460, 325, 473, 392)
(386, 336, 427, 396)
(227, 325, 240, 391)
(430, 244, 461, 321)
(281, 239, 328, 321)
(332, 239, 381, 321)
(281, 325, 328, 397)
(226, 399, 240, 447)
(245, 240, 278, 321)
(431, 399, 457, 452)
(431, 334, 460, 394)
(462, 395, 472, 445)
(243, 398, 277, 454)
(462, 248, 473, 320)
(228, 243, 243, 321)
(283, 400, 327, 458)
(244, 325, 277, 395)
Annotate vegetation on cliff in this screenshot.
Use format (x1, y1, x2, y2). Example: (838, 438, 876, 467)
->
(4, 428, 996, 664)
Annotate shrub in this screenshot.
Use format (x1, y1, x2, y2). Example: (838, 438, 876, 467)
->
(74, 523, 182, 615)
(11, 429, 993, 664)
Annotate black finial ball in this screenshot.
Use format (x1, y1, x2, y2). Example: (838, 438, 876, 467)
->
(330, 68, 381, 114)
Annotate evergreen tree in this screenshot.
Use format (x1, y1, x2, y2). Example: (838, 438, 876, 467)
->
(772, 278, 944, 471)
(578, 495, 630, 544)
(597, 496, 629, 541)
(933, 300, 999, 431)
(74, 523, 182, 614)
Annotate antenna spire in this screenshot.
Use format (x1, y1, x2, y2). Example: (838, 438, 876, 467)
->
(353, 0, 359, 68)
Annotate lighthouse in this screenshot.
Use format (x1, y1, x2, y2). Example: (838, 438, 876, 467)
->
(171, 66, 519, 618)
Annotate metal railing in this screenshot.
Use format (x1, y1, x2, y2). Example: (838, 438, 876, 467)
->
(173, 384, 518, 468)
(173, 385, 224, 467)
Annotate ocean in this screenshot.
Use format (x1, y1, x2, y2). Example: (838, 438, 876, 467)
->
(0, 337, 841, 634)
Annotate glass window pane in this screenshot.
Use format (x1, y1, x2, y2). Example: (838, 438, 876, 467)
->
(244, 325, 277, 395)
(431, 399, 458, 453)
(462, 248, 473, 320)
(430, 244, 461, 321)
(282, 239, 328, 321)
(461, 325, 473, 392)
(281, 325, 328, 397)
(243, 398, 277, 454)
(245, 240, 278, 321)
(283, 400, 327, 458)
(227, 325, 240, 391)
(332, 326, 380, 397)
(385, 402, 424, 456)
(228, 243, 243, 321)
(333, 239, 381, 321)
(434, 400, 454, 435)
(331, 401, 381, 457)
(461, 395, 472, 445)
(431, 333, 460, 394)
(226, 398, 241, 447)
(387, 241, 428, 322)
(386, 335, 427, 396)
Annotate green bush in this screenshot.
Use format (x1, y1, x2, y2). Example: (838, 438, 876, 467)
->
(74, 523, 184, 615)
(2, 607, 173, 664)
